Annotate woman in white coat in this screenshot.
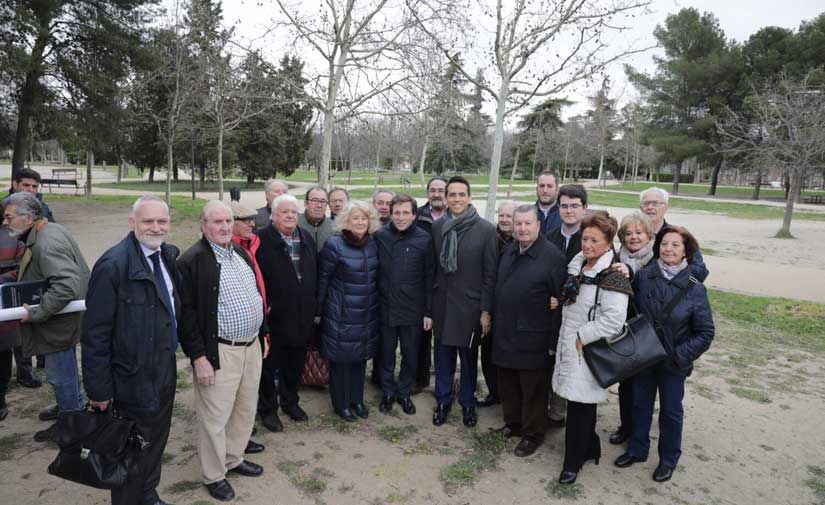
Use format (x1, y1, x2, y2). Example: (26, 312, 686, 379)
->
(553, 211, 632, 485)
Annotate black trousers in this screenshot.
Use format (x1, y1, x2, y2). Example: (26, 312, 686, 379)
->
(0, 348, 11, 402)
(563, 400, 601, 473)
(479, 335, 498, 399)
(259, 342, 306, 414)
(112, 351, 176, 505)
(329, 361, 366, 412)
(12, 346, 33, 379)
(380, 324, 420, 398)
(497, 366, 549, 443)
(415, 329, 432, 389)
(617, 377, 634, 433)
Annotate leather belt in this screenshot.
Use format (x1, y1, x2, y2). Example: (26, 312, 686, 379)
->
(217, 337, 257, 347)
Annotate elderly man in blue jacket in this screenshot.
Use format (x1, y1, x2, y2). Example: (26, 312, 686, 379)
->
(82, 195, 180, 505)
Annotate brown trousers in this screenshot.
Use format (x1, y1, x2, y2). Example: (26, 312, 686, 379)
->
(497, 366, 550, 443)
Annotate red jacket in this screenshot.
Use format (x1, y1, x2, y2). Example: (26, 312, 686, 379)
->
(232, 233, 269, 316)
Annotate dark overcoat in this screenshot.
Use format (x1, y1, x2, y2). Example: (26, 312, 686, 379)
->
(491, 236, 567, 370)
(633, 261, 715, 376)
(431, 212, 497, 347)
(255, 225, 317, 348)
(317, 233, 380, 363)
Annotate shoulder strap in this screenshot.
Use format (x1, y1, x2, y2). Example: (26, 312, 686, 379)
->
(661, 276, 698, 320)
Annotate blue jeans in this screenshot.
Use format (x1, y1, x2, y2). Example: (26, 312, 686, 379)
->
(434, 342, 478, 408)
(45, 345, 84, 413)
(628, 364, 686, 469)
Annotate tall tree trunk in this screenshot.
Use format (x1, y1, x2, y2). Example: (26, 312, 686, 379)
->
(708, 155, 723, 195)
(165, 142, 173, 205)
(199, 161, 206, 190)
(85, 149, 94, 198)
(149, 166, 155, 183)
(562, 136, 570, 182)
(778, 171, 802, 237)
(672, 160, 684, 195)
(752, 170, 762, 200)
(173, 159, 179, 182)
(485, 78, 511, 221)
(621, 139, 630, 182)
(631, 143, 640, 184)
(12, 30, 50, 178)
(596, 143, 605, 187)
(419, 136, 429, 188)
(117, 155, 124, 184)
(217, 127, 224, 201)
(507, 145, 521, 198)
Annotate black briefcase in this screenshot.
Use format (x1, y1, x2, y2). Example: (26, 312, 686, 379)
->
(47, 407, 148, 490)
(583, 313, 668, 388)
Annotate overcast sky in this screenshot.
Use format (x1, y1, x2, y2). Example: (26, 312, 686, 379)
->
(215, 0, 823, 121)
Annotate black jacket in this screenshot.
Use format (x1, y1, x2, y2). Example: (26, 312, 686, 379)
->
(177, 236, 267, 370)
(535, 200, 561, 236)
(545, 226, 581, 265)
(255, 225, 318, 348)
(374, 222, 435, 327)
(82, 232, 180, 412)
(633, 261, 715, 376)
(492, 236, 566, 369)
(415, 203, 441, 236)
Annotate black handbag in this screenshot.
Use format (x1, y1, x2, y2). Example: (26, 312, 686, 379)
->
(47, 406, 149, 490)
(583, 277, 697, 388)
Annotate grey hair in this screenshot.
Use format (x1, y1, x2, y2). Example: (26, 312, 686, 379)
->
(200, 200, 232, 221)
(640, 186, 669, 204)
(131, 194, 169, 219)
(513, 204, 540, 220)
(496, 199, 517, 214)
(2, 192, 43, 220)
(336, 200, 381, 234)
(270, 193, 299, 216)
(264, 179, 288, 194)
(372, 189, 394, 202)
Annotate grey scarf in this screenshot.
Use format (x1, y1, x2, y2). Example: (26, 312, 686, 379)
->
(439, 204, 480, 274)
(658, 258, 688, 280)
(619, 241, 654, 273)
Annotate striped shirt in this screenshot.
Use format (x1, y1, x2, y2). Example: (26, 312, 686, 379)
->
(281, 229, 302, 282)
(208, 240, 263, 342)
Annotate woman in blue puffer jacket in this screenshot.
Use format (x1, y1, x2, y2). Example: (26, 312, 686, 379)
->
(317, 201, 381, 422)
(613, 225, 714, 483)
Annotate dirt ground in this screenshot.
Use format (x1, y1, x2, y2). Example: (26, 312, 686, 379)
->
(1, 199, 824, 505)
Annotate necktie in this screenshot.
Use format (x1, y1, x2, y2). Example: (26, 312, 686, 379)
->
(150, 251, 178, 351)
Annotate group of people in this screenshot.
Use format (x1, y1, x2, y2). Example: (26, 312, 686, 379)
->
(0, 169, 716, 504)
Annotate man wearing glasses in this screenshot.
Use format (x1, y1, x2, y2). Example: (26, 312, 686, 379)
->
(546, 184, 588, 264)
(298, 185, 335, 251)
(639, 187, 709, 281)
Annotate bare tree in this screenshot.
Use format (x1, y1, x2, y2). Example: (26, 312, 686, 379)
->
(717, 75, 825, 238)
(413, 0, 651, 219)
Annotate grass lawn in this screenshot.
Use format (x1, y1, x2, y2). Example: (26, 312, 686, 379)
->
(47, 193, 207, 220)
(96, 180, 260, 193)
(612, 181, 825, 198)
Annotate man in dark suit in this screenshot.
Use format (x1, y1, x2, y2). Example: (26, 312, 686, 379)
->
(546, 184, 588, 264)
(254, 179, 288, 230)
(255, 194, 317, 432)
(82, 195, 180, 505)
(431, 176, 497, 428)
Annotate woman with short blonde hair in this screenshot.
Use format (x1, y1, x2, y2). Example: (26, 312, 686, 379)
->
(334, 201, 381, 234)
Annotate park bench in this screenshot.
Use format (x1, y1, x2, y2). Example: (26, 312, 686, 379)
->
(803, 194, 823, 204)
(40, 168, 84, 196)
(376, 175, 412, 189)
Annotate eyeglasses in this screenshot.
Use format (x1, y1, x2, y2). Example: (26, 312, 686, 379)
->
(307, 198, 327, 205)
(559, 204, 582, 210)
(641, 200, 665, 208)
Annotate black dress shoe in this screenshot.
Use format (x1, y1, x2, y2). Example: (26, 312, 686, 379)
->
(205, 479, 235, 501)
(461, 406, 477, 427)
(16, 374, 42, 388)
(33, 423, 57, 442)
(609, 428, 629, 445)
(39, 404, 59, 421)
(477, 394, 500, 407)
(228, 460, 263, 477)
(149, 500, 173, 505)
(490, 425, 522, 438)
(351, 403, 369, 419)
(547, 417, 565, 428)
(397, 397, 416, 415)
(513, 438, 539, 457)
(244, 440, 264, 454)
(558, 470, 578, 485)
(653, 463, 674, 482)
(337, 408, 358, 422)
(0, 405, 7, 421)
(379, 396, 394, 413)
(614, 452, 647, 468)
(432, 403, 450, 426)
(261, 412, 283, 433)
(282, 404, 309, 422)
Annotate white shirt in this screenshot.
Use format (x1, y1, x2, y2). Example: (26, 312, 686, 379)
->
(140, 242, 176, 318)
